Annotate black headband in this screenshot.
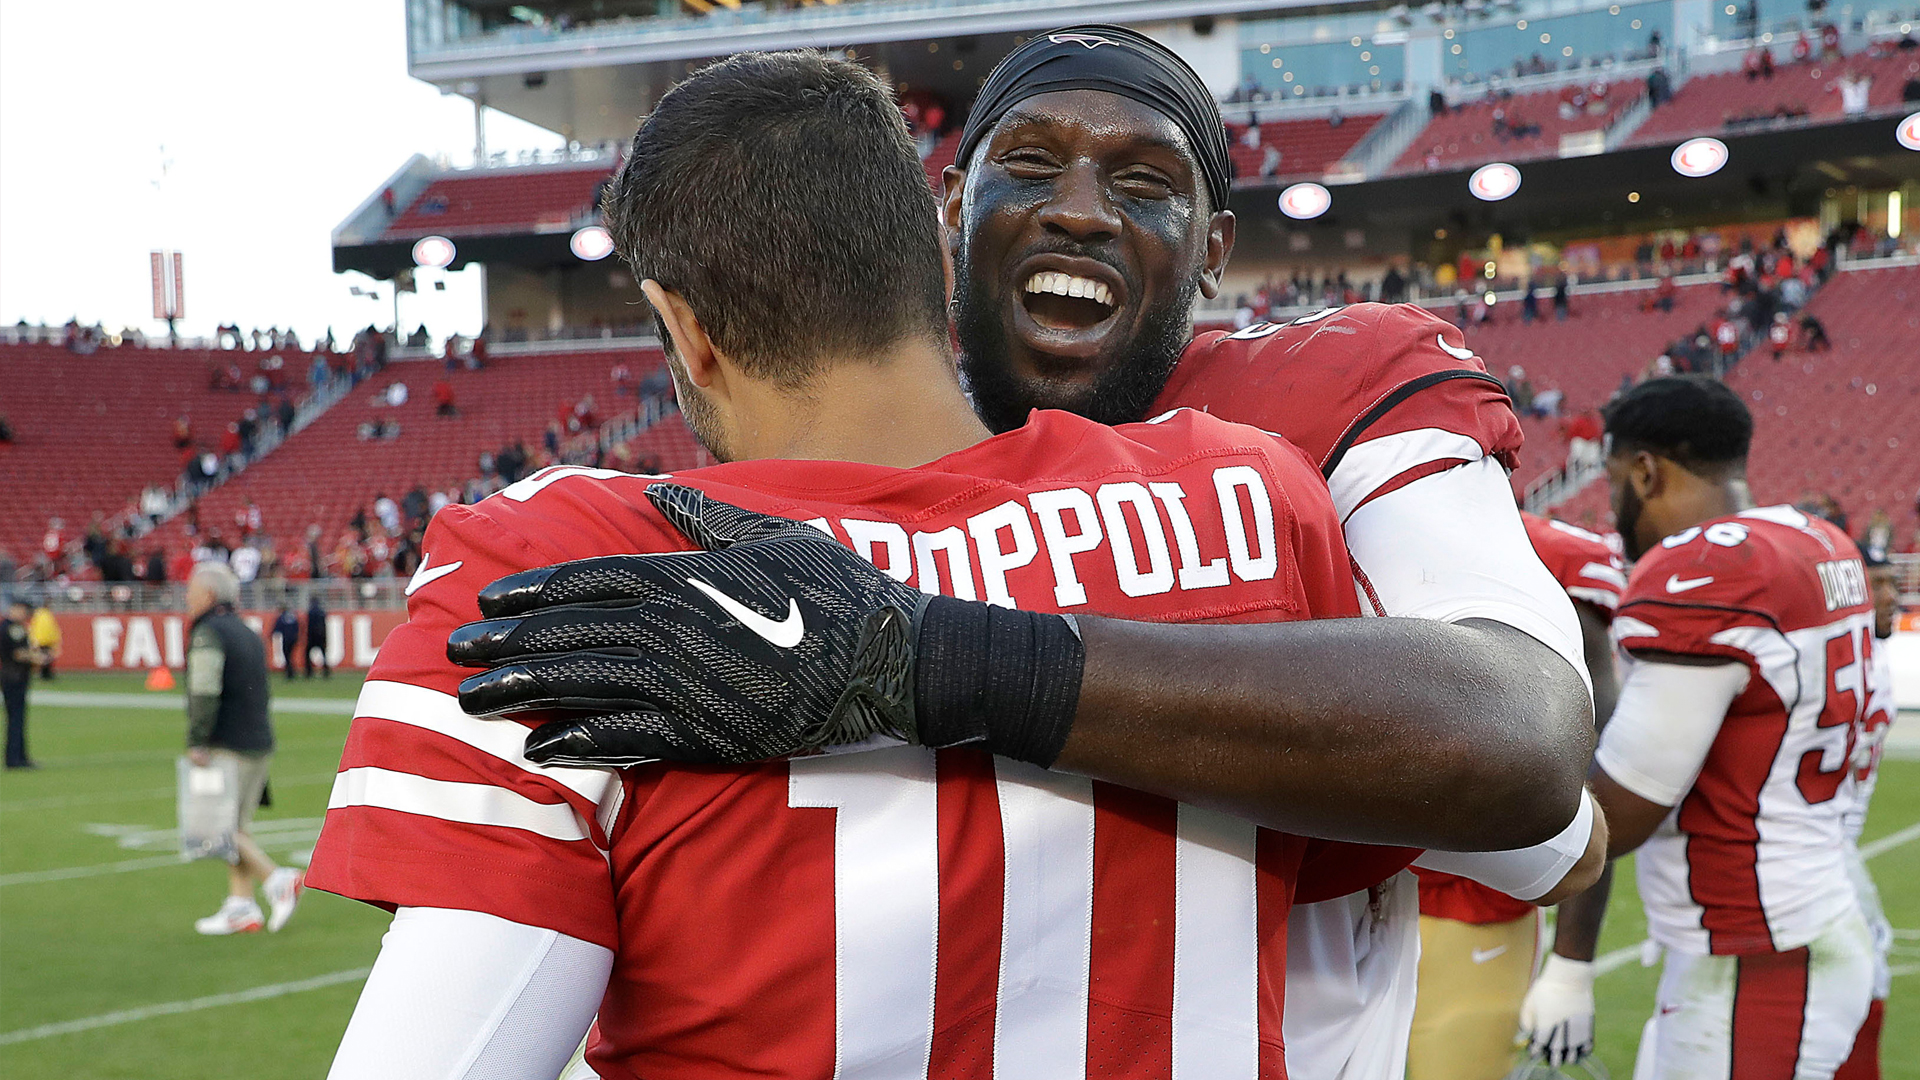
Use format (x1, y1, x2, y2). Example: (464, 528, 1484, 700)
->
(956, 24, 1234, 212)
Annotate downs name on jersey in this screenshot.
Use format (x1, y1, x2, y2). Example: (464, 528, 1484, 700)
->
(307, 408, 1404, 1080)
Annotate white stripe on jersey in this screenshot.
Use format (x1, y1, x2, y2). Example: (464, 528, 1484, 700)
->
(1172, 804, 1260, 1080)
(1578, 561, 1629, 589)
(993, 761, 1095, 1080)
(1324, 427, 1485, 520)
(328, 767, 590, 842)
(790, 747, 939, 1080)
(1566, 586, 1621, 610)
(353, 680, 620, 810)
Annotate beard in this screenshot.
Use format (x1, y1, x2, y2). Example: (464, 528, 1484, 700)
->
(952, 244, 1198, 434)
(666, 355, 736, 464)
(1614, 481, 1647, 561)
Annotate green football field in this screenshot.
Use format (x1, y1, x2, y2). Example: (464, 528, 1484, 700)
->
(1, 671, 1915, 1079)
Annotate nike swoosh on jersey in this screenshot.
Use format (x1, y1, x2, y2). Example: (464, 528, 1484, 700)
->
(1665, 574, 1715, 593)
(404, 557, 465, 596)
(687, 577, 805, 649)
(1470, 945, 1508, 964)
(1435, 334, 1476, 361)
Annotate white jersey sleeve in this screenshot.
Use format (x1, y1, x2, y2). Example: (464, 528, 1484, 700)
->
(1339, 456, 1589, 694)
(1596, 659, 1750, 807)
(328, 907, 612, 1080)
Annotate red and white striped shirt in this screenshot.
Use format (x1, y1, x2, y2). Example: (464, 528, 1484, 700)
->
(307, 409, 1405, 1079)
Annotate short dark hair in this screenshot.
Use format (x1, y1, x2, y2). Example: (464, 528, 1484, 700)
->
(1602, 375, 1752, 476)
(602, 51, 949, 386)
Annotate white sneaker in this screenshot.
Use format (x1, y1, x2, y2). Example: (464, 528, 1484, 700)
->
(195, 896, 265, 936)
(263, 867, 305, 932)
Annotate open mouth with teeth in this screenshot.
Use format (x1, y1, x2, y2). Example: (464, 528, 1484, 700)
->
(1022, 271, 1118, 331)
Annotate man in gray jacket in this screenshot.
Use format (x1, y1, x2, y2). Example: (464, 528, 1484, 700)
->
(184, 562, 303, 935)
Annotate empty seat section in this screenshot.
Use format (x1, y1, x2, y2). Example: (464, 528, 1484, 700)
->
(1394, 83, 1642, 173)
(385, 164, 614, 239)
(1225, 114, 1384, 180)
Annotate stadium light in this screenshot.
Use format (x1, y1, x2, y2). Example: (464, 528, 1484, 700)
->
(1898, 111, 1920, 152)
(1278, 182, 1332, 220)
(412, 235, 456, 269)
(570, 225, 616, 261)
(1670, 137, 1729, 178)
(1468, 163, 1522, 201)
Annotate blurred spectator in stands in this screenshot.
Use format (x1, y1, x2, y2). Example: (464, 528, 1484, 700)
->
(392, 529, 423, 579)
(1820, 22, 1841, 61)
(1381, 264, 1408, 304)
(274, 396, 295, 436)
(173, 414, 194, 450)
(0, 415, 11, 444)
(1861, 509, 1895, 562)
(304, 593, 330, 679)
(305, 525, 328, 580)
(381, 186, 396, 216)
(1792, 30, 1813, 63)
(42, 518, 64, 561)
(83, 515, 108, 569)
(1647, 66, 1672, 107)
(349, 506, 369, 542)
(309, 352, 332, 391)
(1505, 366, 1536, 413)
(544, 420, 562, 457)
(1798, 309, 1832, 350)
(167, 544, 196, 583)
(238, 410, 259, 457)
(365, 527, 394, 577)
(1521, 286, 1539, 323)
(335, 531, 367, 580)
(1836, 68, 1873, 114)
(1768, 312, 1794, 359)
(1743, 46, 1775, 80)
(272, 606, 301, 680)
(1563, 412, 1604, 470)
(28, 602, 60, 681)
(384, 381, 409, 408)
(403, 486, 429, 527)
(0, 547, 15, 592)
(101, 540, 136, 583)
(468, 326, 489, 370)
(1649, 273, 1678, 312)
(571, 394, 600, 432)
(1260, 144, 1282, 178)
(1531, 386, 1563, 420)
(1552, 275, 1571, 320)
(143, 545, 167, 584)
(433, 378, 458, 418)
(230, 539, 261, 585)
(1429, 87, 1448, 115)
(430, 488, 452, 516)
(374, 493, 401, 536)
(320, 327, 337, 353)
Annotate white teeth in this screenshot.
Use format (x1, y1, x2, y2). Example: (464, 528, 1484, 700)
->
(1022, 272, 1115, 309)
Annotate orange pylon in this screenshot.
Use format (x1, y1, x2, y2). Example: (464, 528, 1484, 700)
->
(145, 667, 176, 691)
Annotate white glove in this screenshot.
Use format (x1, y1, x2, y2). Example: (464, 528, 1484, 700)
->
(1519, 954, 1595, 1065)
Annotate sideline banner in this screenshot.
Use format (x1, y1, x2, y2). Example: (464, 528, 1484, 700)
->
(50, 610, 407, 672)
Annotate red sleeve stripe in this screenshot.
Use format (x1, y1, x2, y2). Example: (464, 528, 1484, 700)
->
(1566, 586, 1621, 610)
(353, 679, 620, 809)
(1324, 427, 1486, 520)
(327, 766, 592, 843)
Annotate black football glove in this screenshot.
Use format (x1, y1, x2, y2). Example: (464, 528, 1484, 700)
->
(448, 483, 928, 766)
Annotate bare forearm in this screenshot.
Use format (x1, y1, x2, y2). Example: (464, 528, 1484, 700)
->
(1550, 860, 1615, 961)
(1057, 615, 1594, 850)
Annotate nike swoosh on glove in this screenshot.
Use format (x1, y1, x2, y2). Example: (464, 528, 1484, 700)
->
(447, 483, 929, 766)
(1518, 954, 1596, 1066)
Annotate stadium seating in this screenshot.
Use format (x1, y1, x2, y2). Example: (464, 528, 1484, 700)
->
(0, 344, 316, 564)
(162, 347, 674, 553)
(1225, 114, 1383, 181)
(1628, 50, 1920, 147)
(383, 163, 613, 240)
(1726, 262, 1920, 537)
(1394, 83, 1642, 173)
(921, 130, 964, 188)
(1451, 282, 1729, 493)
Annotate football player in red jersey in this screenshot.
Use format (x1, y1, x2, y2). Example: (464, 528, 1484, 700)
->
(1563, 376, 1877, 1079)
(1410, 513, 1625, 1078)
(459, 28, 1607, 1080)
(314, 52, 1597, 1080)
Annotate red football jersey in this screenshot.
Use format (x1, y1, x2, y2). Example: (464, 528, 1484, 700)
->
(1414, 512, 1627, 924)
(309, 409, 1375, 1080)
(1156, 303, 1523, 524)
(1159, 302, 1524, 912)
(1607, 506, 1877, 954)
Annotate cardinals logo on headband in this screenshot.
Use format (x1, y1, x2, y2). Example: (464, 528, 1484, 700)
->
(1048, 32, 1116, 48)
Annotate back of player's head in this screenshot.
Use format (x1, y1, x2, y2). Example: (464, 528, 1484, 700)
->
(1602, 375, 1751, 478)
(602, 51, 949, 385)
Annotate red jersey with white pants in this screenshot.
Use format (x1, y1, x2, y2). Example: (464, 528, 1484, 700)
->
(1605, 505, 1876, 956)
(1158, 304, 1587, 1080)
(1415, 512, 1625, 925)
(309, 408, 1376, 1080)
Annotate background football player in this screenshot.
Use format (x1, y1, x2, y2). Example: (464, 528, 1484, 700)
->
(1562, 375, 1877, 1079)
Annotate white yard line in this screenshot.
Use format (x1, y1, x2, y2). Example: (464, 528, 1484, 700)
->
(0, 773, 336, 812)
(0, 855, 190, 887)
(26, 691, 357, 715)
(1596, 814, 1920, 979)
(0, 968, 371, 1046)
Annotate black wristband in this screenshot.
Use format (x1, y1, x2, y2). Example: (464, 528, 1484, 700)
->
(913, 595, 1085, 767)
